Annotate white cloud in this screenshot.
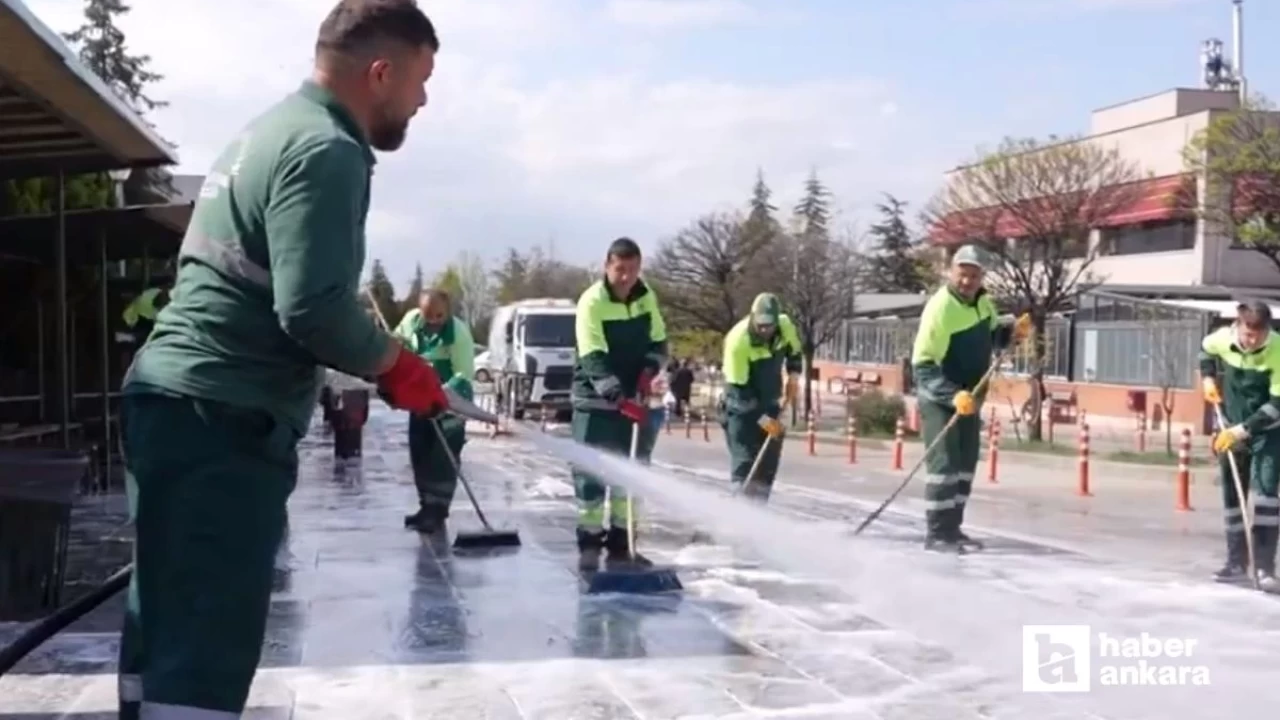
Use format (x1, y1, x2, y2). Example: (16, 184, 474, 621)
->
(604, 0, 754, 29)
(25, 0, 952, 286)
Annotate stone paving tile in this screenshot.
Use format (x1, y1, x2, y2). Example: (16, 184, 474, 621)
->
(6, 404, 1280, 718)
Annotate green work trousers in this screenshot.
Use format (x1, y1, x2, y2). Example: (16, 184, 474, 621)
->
(408, 414, 466, 512)
(117, 393, 297, 719)
(723, 410, 784, 500)
(1219, 432, 1280, 573)
(571, 408, 657, 531)
(920, 399, 981, 539)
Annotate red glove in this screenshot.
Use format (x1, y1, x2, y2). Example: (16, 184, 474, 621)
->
(637, 369, 656, 399)
(377, 346, 448, 415)
(618, 399, 647, 423)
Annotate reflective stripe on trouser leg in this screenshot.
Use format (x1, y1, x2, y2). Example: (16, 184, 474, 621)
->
(1251, 443, 1280, 572)
(608, 488, 632, 528)
(140, 703, 239, 718)
(924, 473, 959, 535)
(1220, 446, 1251, 564)
(1254, 495, 1279, 573)
(578, 500, 604, 532)
(920, 399, 962, 537)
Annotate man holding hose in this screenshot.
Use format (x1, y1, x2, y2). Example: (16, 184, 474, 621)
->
(911, 245, 1029, 553)
(1200, 300, 1280, 592)
(571, 237, 668, 572)
(719, 292, 803, 502)
(115, 2, 447, 716)
(393, 289, 476, 534)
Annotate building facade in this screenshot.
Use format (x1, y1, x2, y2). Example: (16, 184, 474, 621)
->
(814, 88, 1280, 437)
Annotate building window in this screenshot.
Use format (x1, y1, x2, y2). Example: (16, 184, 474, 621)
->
(1100, 219, 1195, 256)
(819, 320, 916, 365)
(1074, 319, 1200, 389)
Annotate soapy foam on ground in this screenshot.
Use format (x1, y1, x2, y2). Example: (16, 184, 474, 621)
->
(525, 429, 1280, 718)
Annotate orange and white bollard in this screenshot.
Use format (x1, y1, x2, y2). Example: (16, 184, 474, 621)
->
(701, 410, 710, 442)
(892, 417, 905, 471)
(1136, 412, 1147, 453)
(987, 418, 1001, 484)
(684, 409, 693, 438)
(1077, 423, 1092, 496)
(1176, 427, 1192, 511)
(846, 414, 857, 464)
(540, 406, 549, 432)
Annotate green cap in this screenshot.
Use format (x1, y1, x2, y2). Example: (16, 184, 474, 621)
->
(951, 244, 987, 270)
(751, 292, 781, 325)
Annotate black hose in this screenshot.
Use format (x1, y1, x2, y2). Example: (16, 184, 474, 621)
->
(0, 563, 132, 676)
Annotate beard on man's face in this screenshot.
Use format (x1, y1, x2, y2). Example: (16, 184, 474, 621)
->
(369, 106, 410, 151)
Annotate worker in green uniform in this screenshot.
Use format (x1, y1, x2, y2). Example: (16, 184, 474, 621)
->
(719, 293, 803, 501)
(1201, 300, 1280, 592)
(394, 288, 475, 533)
(122, 286, 167, 341)
(571, 237, 668, 572)
(114, 4, 446, 718)
(911, 245, 1028, 553)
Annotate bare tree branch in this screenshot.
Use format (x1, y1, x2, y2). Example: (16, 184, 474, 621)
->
(923, 135, 1148, 440)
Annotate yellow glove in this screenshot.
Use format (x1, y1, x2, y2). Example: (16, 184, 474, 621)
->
(784, 374, 799, 406)
(758, 415, 784, 439)
(1201, 377, 1221, 405)
(953, 390, 976, 416)
(1013, 313, 1033, 342)
(1213, 424, 1248, 453)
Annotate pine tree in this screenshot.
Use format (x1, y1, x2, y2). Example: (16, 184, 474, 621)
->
(63, 0, 166, 114)
(62, 0, 175, 202)
(366, 259, 402, 328)
(866, 194, 932, 293)
(743, 168, 780, 242)
(401, 263, 425, 315)
(792, 169, 832, 242)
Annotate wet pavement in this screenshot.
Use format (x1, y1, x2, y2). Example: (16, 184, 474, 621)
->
(4, 402, 1280, 718)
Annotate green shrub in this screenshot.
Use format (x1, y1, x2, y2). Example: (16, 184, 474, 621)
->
(848, 389, 907, 435)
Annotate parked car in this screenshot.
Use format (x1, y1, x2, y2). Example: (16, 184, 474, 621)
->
(474, 349, 493, 383)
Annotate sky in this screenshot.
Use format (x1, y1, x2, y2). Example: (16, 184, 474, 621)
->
(23, 0, 1280, 288)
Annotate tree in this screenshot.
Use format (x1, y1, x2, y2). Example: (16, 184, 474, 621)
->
(491, 247, 592, 304)
(781, 172, 861, 424)
(743, 168, 782, 245)
(365, 259, 401, 329)
(400, 263, 425, 315)
(453, 251, 494, 335)
(865, 194, 934, 293)
(1182, 94, 1280, 273)
(648, 212, 775, 334)
(63, 0, 175, 201)
(1136, 304, 1201, 455)
(926, 135, 1147, 441)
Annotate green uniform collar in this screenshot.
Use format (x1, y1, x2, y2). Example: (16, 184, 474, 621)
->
(296, 80, 376, 167)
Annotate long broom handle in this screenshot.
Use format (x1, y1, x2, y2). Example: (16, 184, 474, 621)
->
(1213, 403, 1258, 587)
(430, 418, 494, 531)
(627, 419, 640, 560)
(852, 352, 1005, 536)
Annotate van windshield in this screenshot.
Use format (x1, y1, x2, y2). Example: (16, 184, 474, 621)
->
(521, 313, 576, 348)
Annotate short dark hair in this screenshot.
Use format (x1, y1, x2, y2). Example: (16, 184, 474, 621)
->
(607, 237, 642, 261)
(1237, 299, 1273, 329)
(316, 0, 439, 60)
